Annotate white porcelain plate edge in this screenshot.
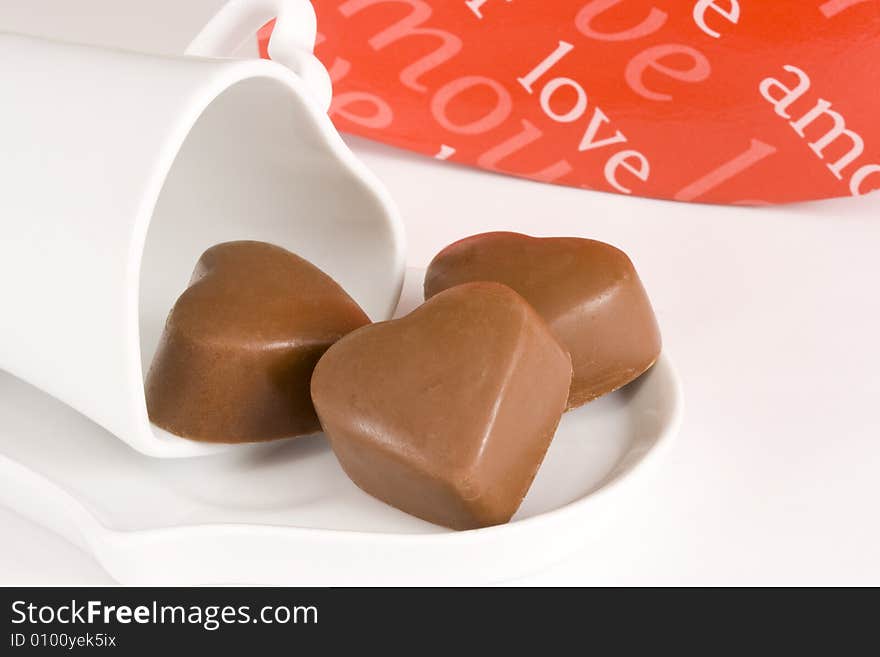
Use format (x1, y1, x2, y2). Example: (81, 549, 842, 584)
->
(0, 358, 681, 586)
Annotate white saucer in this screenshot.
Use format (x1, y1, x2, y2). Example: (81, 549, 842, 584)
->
(0, 270, 683, 585)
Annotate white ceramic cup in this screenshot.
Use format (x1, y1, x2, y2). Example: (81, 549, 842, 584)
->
(0, 0, 332, 107)
(0, 32, 405, 458)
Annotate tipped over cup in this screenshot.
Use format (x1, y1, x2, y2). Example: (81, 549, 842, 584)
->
(0, 31, 405, 457)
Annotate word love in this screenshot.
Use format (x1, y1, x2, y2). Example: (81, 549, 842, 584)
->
(517, 41, 648, 195)
(474, 0, 745, 194)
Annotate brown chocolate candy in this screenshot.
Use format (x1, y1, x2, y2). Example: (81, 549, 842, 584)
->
(311, 282, 572, 530)
(425, 232, 661, 410)
(146, 241, 369, 443)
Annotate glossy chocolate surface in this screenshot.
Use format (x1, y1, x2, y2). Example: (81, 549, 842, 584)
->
(311, 282, 572, 530)
(425, 232, 661, 409)
(146, 241, 369, 443)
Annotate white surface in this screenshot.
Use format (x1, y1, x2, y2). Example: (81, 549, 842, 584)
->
(0, 0, 331, 106)
(0, 31, 404, 457)
(360, 143, 880, 587)
(3, 149, 879, 587)
(1, 1, 879, 585)
(0, 270, 681, 585)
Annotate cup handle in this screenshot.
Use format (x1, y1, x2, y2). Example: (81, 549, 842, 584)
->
(185, 0, 332, 110)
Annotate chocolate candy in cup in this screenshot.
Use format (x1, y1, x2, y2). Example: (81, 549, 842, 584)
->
(311, 282, 572, 531)
(146, 241, 370, 444)
(425, 232, 661, 410)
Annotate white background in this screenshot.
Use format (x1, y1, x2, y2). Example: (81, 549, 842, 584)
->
(1, 2, 879, 585)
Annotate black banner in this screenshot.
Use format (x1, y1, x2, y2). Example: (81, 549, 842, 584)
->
(1, 587, 869, 652)
(2, 587, 592, 652)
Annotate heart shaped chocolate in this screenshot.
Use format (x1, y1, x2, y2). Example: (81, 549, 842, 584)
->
(146, 241, 369, 443)
(311, 282, 572, 530)
(425, 232, 661, 409)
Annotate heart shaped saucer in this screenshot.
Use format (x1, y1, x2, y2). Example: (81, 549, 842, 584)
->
(0, 269, 682, 584)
